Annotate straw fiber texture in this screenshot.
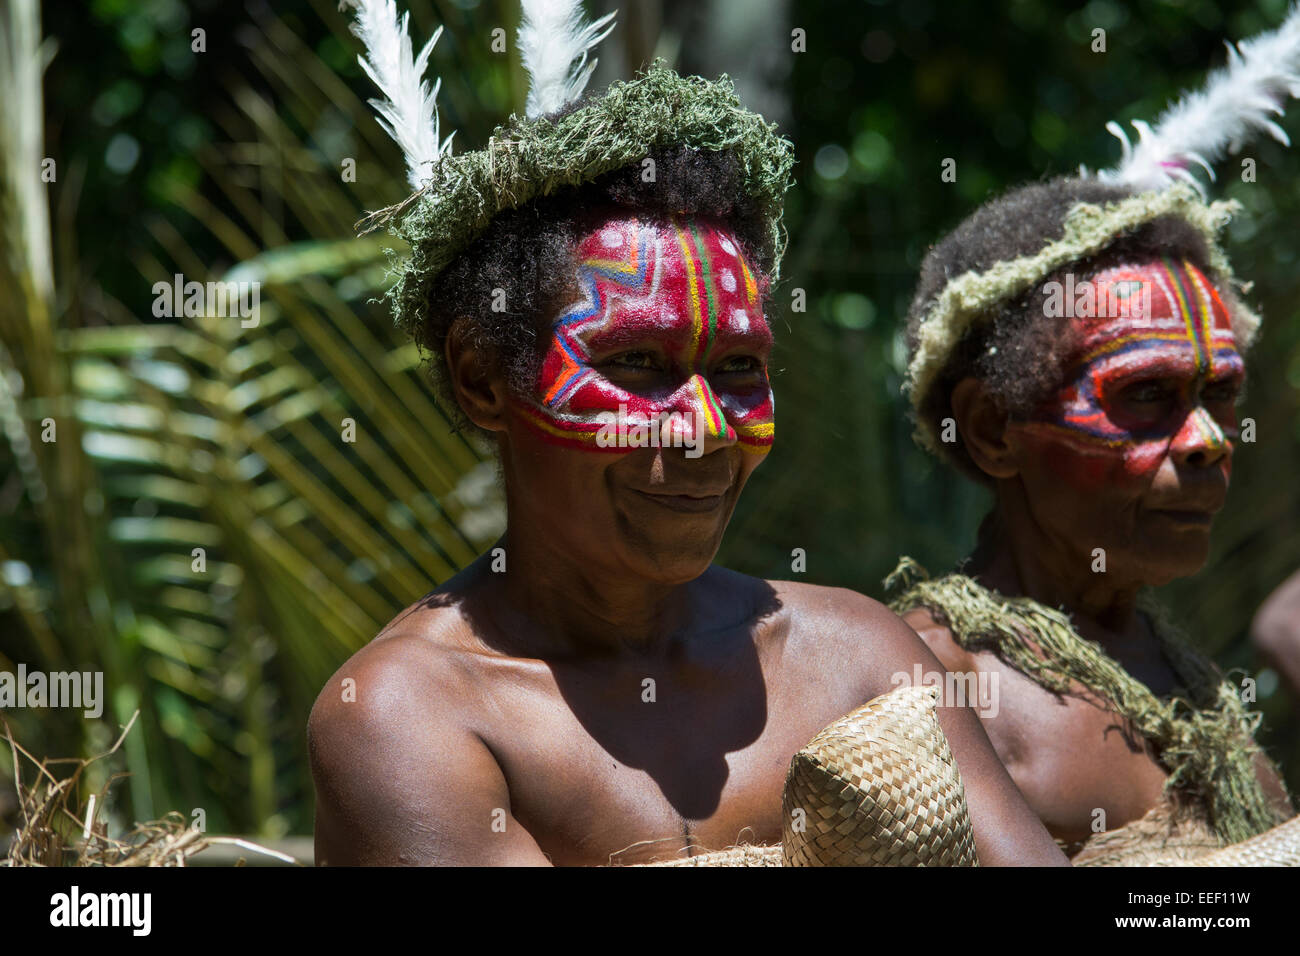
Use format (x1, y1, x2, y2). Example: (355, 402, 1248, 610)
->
(632, 677, 1296, 866)
(781, 684, 979, 866)
(1181, 815, 1300, 867)
(1071, 799, 1300, 866)
(646, 844, 783, 867)
(886, 557, 1287, 845)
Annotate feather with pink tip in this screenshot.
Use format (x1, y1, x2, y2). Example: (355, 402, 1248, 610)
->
(1092, 4, 1300, 193)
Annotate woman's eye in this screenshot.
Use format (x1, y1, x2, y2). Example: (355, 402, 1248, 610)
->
(608, 352, 660, 370)
(716, 355, 762, 374)
(1201, 380, 1240, 403)
(1123, 381, 1173, 404)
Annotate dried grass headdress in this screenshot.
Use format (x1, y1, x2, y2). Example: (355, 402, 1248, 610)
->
(340, 0, 795, 341)
(906, 5, 1300, 454)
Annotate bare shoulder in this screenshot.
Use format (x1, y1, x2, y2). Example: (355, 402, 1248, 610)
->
(309, 599, 473, 745)
(1253, 568, 1300, 649)
(765, 579, 912, 635)
(897, 605, 977, 674)
(306, 602, 478, 816)
(307, 599, 533, 864)
(760, 579, 946, 698)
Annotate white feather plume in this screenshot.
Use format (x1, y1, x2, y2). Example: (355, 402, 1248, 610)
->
(1093, 4, 1300, 193)
(341, 0, 454, 190)
(518, 0, 616, 119)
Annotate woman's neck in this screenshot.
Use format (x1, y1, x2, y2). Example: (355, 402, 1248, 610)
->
(968, 501, 1145, 640)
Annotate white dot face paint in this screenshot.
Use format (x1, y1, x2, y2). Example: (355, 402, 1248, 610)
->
(733, 308, 750, 331)
(720, 269, 737, 293)
(719, 237, 737, 255)
(600, 227, 625, 249)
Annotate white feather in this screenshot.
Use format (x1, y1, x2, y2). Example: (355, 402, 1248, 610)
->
(1095, 4, 1300, 193)
(518, 0, 616, 119)
(341, 0, 453, 190)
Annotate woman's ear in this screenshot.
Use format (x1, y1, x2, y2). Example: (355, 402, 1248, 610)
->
(445, 318, 509, 432)
(950, 378, 1019, 479)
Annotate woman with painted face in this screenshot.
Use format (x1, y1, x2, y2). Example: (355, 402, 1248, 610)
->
(886, 10, 1300, 864)
(308, 1, 1068, 867)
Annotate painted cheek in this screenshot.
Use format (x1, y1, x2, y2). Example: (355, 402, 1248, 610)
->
(1117, 441, 1169, 482)
(717, 378, 774, 455)
(1021, 429, 1143, 490)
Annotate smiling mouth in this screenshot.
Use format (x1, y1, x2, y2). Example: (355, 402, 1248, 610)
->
(1147, 508, 1216, 528)
(632, 489, 728, 513)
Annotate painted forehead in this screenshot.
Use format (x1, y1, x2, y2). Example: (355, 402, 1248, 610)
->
(1065, 258, 1239, 374)
(563, 217, 767, 346)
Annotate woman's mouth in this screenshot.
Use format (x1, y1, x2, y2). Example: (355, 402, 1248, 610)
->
(632, 489, 728, 513)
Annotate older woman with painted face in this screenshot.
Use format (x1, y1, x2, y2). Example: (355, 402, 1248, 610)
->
(889, 176, 1295, 865)
(887, 10, 1300, 863)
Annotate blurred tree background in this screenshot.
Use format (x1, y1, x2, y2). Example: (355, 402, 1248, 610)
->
(2, 0, 1296, 849)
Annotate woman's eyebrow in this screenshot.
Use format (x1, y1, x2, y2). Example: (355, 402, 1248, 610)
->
(584, 321, 692, 347)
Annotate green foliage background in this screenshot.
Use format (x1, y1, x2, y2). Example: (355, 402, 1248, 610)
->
(1, 0, 1296, 843)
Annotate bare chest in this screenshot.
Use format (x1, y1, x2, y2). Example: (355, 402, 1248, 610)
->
(479, 662, 859, 865)
(976, 653, 1172, 843)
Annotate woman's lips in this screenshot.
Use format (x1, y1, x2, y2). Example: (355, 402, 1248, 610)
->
(1146, 508, 1216, 528)
(632, 489, 728, 513)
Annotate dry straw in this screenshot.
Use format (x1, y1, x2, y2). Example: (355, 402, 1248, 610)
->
(2, 713, 296, 867)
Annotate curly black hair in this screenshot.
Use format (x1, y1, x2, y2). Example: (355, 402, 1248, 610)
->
(906, 176, 1251, 482)
(418, 145, 773, 429)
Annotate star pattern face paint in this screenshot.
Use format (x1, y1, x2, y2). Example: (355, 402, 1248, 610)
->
(514, 218, 775, 455)
(1018, 258, 1245, 487)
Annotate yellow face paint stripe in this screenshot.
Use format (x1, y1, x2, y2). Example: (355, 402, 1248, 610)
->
(1161, 258, 1209, 376)
(740, 256, 757, 305)
(1192, 407, 1226, 449)
(1183, 258, 1220, 377)
(674, 225, 705, 366)
(1076, 331, 1203, 364)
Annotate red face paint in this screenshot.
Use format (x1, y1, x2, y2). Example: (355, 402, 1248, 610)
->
(1017, 258, 1244, 488)
(513, 218, 775, 456)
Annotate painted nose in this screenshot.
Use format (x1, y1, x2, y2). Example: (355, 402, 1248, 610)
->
(661, 374, 736, 455)
(1171, 405, 1230, 467)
